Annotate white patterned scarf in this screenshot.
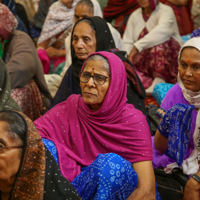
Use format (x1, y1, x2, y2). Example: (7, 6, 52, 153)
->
(38, 0, 79, 44)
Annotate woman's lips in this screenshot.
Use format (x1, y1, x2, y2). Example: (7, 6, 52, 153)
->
(84, 92, 96, 96)
(183, 79, 194, 83)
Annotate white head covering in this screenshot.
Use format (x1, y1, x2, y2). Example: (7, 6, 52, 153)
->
(178, 37, 200, 60)
(91, 0, 103, 17)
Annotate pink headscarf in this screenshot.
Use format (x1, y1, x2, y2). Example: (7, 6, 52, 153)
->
(0, 3, 18, 40)
(34, 51, 152, 182)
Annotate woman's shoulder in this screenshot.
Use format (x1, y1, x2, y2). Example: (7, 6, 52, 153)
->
(10, 30, 33, 45)
(160, 83, 186, 111)
(156, 2, 174, 13)
(129, 7, 142, 19)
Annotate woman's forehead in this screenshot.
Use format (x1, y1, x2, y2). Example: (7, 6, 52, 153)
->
(73, 22, 94, 35)
(180, 47, 200, 60)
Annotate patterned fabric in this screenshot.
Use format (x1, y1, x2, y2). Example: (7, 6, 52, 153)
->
(8, 111, 81, 200)
(191, 28, 200, 38)
(31, 0, 57, 30)
(72, 153, 137, 200)
(37, 0, 78, 44)
(152, 83, 197, 169)
(72, 153, 161, 200)
(0, 58, 21, 111)
(158, 103, 194, 166)
(1, 0, 28, 34)
(11, 79, 43, 121)
(35, 52, 153, 182)
(42, 143, 161, 200)
(153, 83, 174, 105)
(42, 138, 59, 164)
(132, 28, 180, 88)
(11, 111, 46, 200)
(0, 3, 18, 40)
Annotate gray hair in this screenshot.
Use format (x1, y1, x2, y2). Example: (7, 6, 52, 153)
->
(0, 110, 25, 146)
(76, 18, 96, 31)
(84, 54, 110, 76)
(76, 0, 94, 14)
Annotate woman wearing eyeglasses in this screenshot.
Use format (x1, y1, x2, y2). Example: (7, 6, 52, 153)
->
(0, 110, 81, 200)
(34, 51, 161, 200)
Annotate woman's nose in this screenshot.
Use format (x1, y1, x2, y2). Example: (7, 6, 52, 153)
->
(77, 39, 83, 48)
(185, 66, 193, 76)
(87, 77, 95, 87)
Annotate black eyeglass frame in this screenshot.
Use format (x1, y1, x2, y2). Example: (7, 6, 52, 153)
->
(79, 72, 111, 85)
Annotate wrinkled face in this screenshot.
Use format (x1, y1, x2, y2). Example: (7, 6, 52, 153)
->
(74, 4, 93, 24)
(178, 47, 200, 92)
(60, 0, 73, 8)
(0, 121, 22, 181)
(80, 59, 111, 111)
(137, 0, 150, 8)
(72, 22, 97, 60)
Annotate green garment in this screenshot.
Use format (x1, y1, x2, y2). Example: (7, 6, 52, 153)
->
(0, 58, 22, 111)
(0, 40, 7, 59)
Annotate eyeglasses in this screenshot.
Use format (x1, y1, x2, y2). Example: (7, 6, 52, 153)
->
(0, 145, 23, 153)
(79, 72, 111, 85)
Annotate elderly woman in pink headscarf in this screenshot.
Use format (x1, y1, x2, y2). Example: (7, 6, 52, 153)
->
(34, 51, 161, 200)
(123, 0, 183, 96)
(0, 3, 51, 120)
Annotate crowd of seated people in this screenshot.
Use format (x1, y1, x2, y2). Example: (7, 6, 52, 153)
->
(1, 0, 200, 199)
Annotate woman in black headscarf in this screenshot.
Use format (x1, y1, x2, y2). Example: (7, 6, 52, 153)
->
(50, 16, 146, 115)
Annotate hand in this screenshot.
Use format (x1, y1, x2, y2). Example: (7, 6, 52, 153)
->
(46, 47, 64, 58)
(183, 176, 200, 200)
(128, 46, 138, 64)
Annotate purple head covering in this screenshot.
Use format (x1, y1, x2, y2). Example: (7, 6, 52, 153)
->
(34, 51, 152, 181)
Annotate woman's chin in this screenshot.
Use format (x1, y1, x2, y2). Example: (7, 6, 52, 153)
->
(184, 85, 199, 92)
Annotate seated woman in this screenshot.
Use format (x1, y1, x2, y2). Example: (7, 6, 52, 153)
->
(123, 0, 183, 96)
(153, 37, 200, 199)
(63, 0, 125, 74)
(0, 4, 51, 120)
(35, 51, 160, 200)
(103, 0, 139, 36)
(160, 0, 193, 35)
(1, 0, 28, 34)
(0, 110, 81, 200)
(50, 16, 147, 115)
(0, 58, 21, 112)
(31, 0, 57, 31)
(37, 0, 79, 74)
